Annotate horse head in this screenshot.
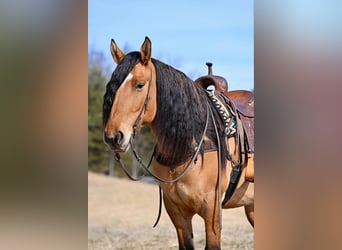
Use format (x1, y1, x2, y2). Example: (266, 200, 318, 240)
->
(103, 37, 157, 152)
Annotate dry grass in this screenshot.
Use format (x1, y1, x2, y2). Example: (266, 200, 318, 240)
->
(88, 172, 253, 249)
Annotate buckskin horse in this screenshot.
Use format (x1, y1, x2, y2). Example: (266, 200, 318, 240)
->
(103, 37, 254, 250)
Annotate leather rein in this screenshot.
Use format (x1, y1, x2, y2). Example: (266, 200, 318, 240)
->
(113, 69, 210, 184)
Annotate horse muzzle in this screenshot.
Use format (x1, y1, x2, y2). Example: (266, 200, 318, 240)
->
(103, 130, 130, 152)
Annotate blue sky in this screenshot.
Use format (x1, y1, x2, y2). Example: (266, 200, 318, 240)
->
(88, 0, 254, 90)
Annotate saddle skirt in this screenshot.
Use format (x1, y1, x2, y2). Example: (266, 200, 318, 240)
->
(227, 90, 254, 153)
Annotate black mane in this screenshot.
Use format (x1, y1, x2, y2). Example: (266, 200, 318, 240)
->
(152, 59, 228, 166)
(152, 59, 206, 164)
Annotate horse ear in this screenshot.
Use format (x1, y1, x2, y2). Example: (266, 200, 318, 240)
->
(110, 39, 125, 64)
(140, 36, 152, 65)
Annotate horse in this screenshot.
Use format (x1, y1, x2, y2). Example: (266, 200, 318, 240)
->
(103, 37, 254, 250)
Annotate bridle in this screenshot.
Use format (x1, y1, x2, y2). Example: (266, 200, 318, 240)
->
(113, 68, 153, 181)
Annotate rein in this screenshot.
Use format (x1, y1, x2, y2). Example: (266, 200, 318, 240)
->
(114, 104, 210, 184)
(130, 104, 209, 183)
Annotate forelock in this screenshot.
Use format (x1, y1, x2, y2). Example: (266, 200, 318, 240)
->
(103, 52, 141, 126)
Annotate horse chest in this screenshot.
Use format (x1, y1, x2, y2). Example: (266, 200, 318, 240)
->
(163, 181, 204, 210)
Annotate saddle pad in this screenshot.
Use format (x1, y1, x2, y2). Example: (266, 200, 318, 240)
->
(206, 90, 237, 138)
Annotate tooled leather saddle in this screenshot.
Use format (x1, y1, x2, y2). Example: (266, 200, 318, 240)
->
(195, 62, 254, 154)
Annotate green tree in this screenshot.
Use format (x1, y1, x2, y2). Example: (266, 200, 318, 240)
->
(88, 50, 110, 173)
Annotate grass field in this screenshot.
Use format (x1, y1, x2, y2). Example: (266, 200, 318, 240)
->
(88, 172, 253, 249)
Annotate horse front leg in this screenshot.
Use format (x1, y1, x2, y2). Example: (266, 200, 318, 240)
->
(200, 193, 222, 250)
(163, 195, 195, 250)
(203, 214, 221, 250)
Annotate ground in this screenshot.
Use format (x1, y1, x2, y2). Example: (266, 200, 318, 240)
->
(88, 172, 253, 249)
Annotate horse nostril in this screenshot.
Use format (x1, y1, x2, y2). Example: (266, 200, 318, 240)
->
(104, 133, 113, 145)
(115, 130, 124, 144)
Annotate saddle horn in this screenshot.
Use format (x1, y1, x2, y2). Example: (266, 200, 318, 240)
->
(206, 62, 213, 75)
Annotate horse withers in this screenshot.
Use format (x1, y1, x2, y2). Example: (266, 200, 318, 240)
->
(103, 37, 254, 250)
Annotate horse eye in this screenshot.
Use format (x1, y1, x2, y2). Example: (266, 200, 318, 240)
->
(135, 82, 145, 91)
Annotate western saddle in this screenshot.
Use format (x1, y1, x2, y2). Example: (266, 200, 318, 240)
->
(195, 62, 254, 181)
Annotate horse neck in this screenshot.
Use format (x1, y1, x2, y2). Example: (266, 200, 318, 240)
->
(150, 60, 207, 161)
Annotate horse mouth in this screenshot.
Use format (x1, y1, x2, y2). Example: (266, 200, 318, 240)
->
(111, 135, 131, 153)
(112, 143, 130, 153)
